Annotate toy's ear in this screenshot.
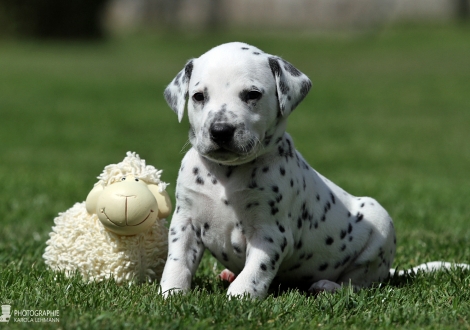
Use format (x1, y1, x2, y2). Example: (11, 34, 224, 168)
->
(85, 184, 104, 215)
(268, 56, 312, 117)
(147, 184, 172, 219)
(164, 59, 194, 123)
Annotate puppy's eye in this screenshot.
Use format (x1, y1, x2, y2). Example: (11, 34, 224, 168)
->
(193, 93, 205, 102)
(246, 91, 262, 101)
(121, 177, 126, 181)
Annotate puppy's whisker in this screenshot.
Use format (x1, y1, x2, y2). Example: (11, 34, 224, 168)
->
(180, 139, 192, 154)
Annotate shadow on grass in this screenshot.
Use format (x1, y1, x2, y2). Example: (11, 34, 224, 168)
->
(192, 266, 468, 298)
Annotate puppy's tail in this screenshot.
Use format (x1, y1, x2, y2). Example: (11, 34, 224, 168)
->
(390, 261, 470, 276)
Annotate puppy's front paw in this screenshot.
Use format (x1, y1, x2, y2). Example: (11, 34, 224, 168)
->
(227, 278, 267, 299)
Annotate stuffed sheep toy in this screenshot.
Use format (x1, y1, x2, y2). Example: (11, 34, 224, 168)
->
(43, 152, 172, 284)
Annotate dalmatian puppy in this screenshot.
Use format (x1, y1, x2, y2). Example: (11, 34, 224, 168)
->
(160, 42, 469, 299)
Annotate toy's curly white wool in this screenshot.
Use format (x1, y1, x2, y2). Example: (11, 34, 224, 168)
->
(43, 202, 168, 283)
(96, 151, 168, 191)
(43, 151, 169, 284)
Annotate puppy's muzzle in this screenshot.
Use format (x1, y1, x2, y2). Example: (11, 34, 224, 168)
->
(210, 123, 236, 147)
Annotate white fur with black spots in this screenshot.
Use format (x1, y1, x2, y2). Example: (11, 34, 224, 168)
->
(160, 42, 469, 299)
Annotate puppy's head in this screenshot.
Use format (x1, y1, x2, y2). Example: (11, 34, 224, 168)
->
(164, 42, 311, 165)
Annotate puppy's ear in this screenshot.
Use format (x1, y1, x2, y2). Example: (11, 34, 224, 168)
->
(268, 56, 312, 116)
(164, 59, 194, 122)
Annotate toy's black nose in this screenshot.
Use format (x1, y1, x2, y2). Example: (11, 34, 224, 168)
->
(210, 123, 235, 146)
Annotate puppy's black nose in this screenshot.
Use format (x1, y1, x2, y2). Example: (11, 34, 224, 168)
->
(210, 123, 235, 145)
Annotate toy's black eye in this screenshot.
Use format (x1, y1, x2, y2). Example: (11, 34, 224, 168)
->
(246, 91, 262, 101)
(193, 92, 205, 102)
(121, 177, 126, 181)
(135, 178, 139, 182)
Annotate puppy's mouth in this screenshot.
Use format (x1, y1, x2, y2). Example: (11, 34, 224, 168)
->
(201, 142, 259, 165)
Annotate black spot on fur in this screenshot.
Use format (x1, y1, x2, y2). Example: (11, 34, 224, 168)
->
(278, 224, 285, 233)
(196, 176, 204, 185)
(330, 192, 336, 204)
(246, 201, 260, 209)
(280, 167, 286, 176)
(281, 59, 302, 77)
(248, 180, 258, 189)
(268, 57, 281, 77)
(279, 80, 289, 95)
(326, 237, 334, 245)
(289, 264, 301, 271)
(184, 60, 194, 82)
(265, 236, 274, 243)
(300, 79, 312, 97)
(233, 245, 242, 253)
(260, 263, 267, 271)
(319, 263, 329, 271)
(262, 166, 269, 173)
(356, 212, 364, 223)
(281, 237, 287, 252)
(251, 167, 257, 178)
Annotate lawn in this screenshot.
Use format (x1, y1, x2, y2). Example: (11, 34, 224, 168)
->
(1, 24, 470, 329)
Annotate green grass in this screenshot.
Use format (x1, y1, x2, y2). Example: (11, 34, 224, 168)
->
(1, 24, 470, 329)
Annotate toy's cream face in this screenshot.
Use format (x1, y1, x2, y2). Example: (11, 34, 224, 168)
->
(85, 175, 172, 236)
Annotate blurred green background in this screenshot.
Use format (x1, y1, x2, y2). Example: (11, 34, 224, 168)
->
(1, 0, 469, 267)
(1, 0, 470, 262)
